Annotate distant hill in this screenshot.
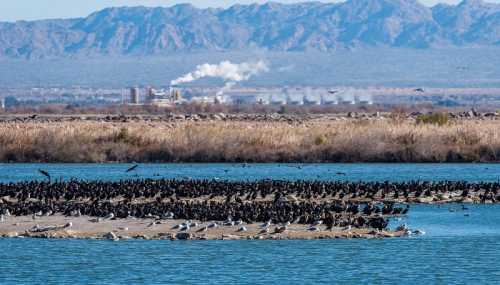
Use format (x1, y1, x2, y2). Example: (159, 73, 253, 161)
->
(0, 0, 499, 58)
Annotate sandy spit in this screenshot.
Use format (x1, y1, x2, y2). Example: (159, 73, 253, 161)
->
(0, 215, 407, 241)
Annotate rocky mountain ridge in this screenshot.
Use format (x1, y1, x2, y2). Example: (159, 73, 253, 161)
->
(0, 0, 499, 58)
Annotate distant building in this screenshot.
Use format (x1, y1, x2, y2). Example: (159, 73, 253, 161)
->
(231, 94, 259, 105)
(147, 87, 155, 102)
(287, 95, 303, 105)
(321, 95, 338, 105)
(191, 96, 217, 104)
(0, 98, 4, 109)
(142, 86, 183, 107)
(256, 96, 270, 105)
(171, 89, 182, 101)
(270, 95, 287, 105)
(130, 87, 140, 104)
(358, 98, 374, 105)
(339, 98, 356, 105)
(303, 95, 321, 106)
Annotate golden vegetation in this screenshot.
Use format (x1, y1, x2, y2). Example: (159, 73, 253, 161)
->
(0, 119, 499, 162)
(416, 112, 450, 126)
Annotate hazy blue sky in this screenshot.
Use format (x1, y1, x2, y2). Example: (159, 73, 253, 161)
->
(1, 0, 498, 22)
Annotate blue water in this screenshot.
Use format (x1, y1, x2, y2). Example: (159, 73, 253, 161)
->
(1, 163, 500, 182)
(1, 164, 500, 284)
(1, 205, 499, 284)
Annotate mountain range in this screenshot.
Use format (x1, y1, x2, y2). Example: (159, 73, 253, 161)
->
(0, 0, 499, 58)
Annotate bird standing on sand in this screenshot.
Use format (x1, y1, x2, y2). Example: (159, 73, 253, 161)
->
(197, 226, 208, 232)
(148, 221, 159, 227)
(126, 164, 139, 173)
(261, 220, 271, 229)
(163, 212, 174, 219)
(259, 228, 269, 234)
(104, 213, 115, 220)
(208, 222, 218, 228)
(274, 225, 287, 233)
(179, 223, 190, 232)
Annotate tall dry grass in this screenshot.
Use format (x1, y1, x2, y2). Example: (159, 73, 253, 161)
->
(0, 119, 499, 162)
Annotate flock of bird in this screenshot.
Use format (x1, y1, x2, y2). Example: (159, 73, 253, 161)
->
(1, 167, 498, 232)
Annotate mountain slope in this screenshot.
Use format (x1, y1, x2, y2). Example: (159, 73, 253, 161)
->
(432, 0, 500, 45)
(0, 0, 499, 58)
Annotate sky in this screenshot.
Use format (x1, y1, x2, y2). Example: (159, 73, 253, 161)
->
(0, 0, 498, 22)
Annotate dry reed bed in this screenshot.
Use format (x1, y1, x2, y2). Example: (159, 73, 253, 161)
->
(0, 120, 499, 162)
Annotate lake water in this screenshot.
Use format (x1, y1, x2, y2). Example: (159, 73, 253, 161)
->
(1, 163, 500, 182)
(1, 164, 500, 284)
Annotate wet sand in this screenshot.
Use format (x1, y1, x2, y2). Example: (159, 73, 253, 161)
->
(0, 215, 406, 240)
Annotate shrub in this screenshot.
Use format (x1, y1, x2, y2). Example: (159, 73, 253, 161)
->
(115, 127, 130, 142)
(416, 113, 449, 126)
(389, 107, 407, 124)
(314, 135, 328, 146)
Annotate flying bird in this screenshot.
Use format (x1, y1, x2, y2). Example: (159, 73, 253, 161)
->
(38, 169, 51, 180)
(126, 164, 139, 173)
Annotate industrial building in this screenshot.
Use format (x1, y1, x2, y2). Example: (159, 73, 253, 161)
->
(321, 95, 338, 105)
(219, 90, 373, 106)
(130, 87, 140, 104)
(303, 95, 321, 106)
(128, 86, 184, 106)
(127, 86, 374, 107)
(287, 95, 304, 106)
(270, 95, 287, 105)
(255, 95, 270, 105)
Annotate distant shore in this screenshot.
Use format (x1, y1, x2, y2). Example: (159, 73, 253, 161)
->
(0, 111, 499, 163)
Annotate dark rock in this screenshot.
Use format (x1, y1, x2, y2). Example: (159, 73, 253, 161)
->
(175, 232, 193, 240)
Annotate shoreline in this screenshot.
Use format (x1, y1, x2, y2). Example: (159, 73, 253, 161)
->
(0, 215, 407, 241)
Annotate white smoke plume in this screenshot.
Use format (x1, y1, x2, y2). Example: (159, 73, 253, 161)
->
(171, 60, 269, 86)
(216, 82, 237, 96)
